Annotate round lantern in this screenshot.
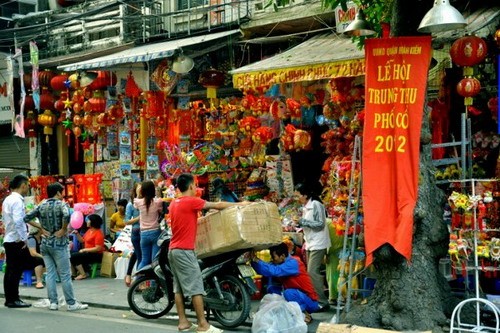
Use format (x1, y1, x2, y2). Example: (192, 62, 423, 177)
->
(450, 36, 488, 68)
(50, 74, 69, 91)
(40, 89, 55, 110)
(39, 70, 55, 89)
(37, 110, 56, 142)
(25, 94, 35, 111)
(199, 68, 225, 99)
(88, 71, 117, 90)
(88, 91, 107, 114)
(456, 77, 481, 106)
(24, 110, 37, 137)
(23, 73, 32, 91)
(54, 98, 66, 112)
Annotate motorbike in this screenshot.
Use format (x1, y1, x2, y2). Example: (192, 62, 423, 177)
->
(127, 229, 257, 328)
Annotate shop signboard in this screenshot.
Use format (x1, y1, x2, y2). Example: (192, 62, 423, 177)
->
(233, 59, 365, 90)
(0, 57, 14, 125)
(334, 1, 358, 34)
(362, 36, 432, 266)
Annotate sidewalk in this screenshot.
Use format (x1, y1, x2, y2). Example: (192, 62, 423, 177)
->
(0, 272, 336, 331)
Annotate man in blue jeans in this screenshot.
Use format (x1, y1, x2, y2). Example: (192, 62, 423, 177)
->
(251, 242, 320, 323)
(24, 182, 88, 311)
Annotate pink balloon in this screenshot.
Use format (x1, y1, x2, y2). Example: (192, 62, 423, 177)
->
(73, 202, 95, 216)
(70, 211, 84, 229)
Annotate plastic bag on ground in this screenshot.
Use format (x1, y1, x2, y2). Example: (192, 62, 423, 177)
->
(251, 294, 307, 333)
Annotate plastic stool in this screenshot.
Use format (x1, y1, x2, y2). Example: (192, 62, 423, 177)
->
(362, 277, 376, 298)
(21, 270, 34, 287)
(69, 234, 80, 252)
(90, 263, 100, 278)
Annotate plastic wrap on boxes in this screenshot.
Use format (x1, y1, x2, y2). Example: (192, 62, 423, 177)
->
(195, 202, 283, 258)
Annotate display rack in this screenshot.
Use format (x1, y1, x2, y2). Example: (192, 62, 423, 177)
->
(449, 178, 500, 333)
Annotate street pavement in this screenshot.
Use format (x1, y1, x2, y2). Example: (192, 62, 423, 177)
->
(0, 272, 336, 332)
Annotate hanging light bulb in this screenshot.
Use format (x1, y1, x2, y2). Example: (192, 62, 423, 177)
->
(343, 9, 376, 37)
(417, 0, 466, 33)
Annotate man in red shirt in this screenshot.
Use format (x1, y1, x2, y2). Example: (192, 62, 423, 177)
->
(251, 242, 320, 323)
(168, 173, 248, 333)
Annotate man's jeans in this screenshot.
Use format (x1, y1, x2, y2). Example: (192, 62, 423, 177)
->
(41, 244, 76, 306)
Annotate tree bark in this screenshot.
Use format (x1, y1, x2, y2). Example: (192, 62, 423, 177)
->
(342, 0, 463, 330)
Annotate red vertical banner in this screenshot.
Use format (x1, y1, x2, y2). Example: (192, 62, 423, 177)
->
(362, 37, 432, 266)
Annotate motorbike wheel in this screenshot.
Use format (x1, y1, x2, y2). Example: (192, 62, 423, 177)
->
(127, 275, 174, 319)
(212, 275, 251, 328)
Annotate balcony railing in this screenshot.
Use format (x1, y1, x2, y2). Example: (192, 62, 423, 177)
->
(12, 0, 250, 62)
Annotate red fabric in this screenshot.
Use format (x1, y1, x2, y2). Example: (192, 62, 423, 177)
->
(280, 256, 318, 301)
(429, 98, 449, 160)
(83, 229, 105, 253)
(362, 37, 432, 266)
(169, 196, 206, 250)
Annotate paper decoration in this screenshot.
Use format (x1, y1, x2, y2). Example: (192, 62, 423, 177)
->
(266, 155, 294, 199)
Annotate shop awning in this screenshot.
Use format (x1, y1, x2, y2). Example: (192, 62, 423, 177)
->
(231, 33, 365, 90)
(58, 29, 241, 71)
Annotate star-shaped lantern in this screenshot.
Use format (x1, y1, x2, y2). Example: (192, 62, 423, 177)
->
(63, 98, 73, 109)
(80, 130, 89, 141)
(62, 119, 73, 129)
(81, 139, 91, 150)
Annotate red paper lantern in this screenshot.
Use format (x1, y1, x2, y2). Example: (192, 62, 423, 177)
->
(457, 77, 481, 106)
(88, 91, 107, 113)
(23, 73, 32, 90)
(199, 68, 225, 98)
(24, 110, 37, 137)
(143, 91, 165, 118)
(73, 173, 103, 204)
(456, 77, 481, 97)
(88, 71, 117, 90)
(54, 98, 66, 112)
(39, 70, 55, 89)
(25, 94, 35, 111)
(40, 89, 55, 110)
(450, 36, 488, 67)
(50, 74, 69, 91)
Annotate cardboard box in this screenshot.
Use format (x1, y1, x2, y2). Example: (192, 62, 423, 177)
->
(316, 324, 432, 333)
(100, 251, 119, 277)
(196, 202, 283, 258)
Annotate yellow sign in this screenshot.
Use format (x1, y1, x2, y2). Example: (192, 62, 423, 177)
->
(232, 58, 365, 90)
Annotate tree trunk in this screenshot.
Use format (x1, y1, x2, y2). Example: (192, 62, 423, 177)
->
(343, 0, 462, 330)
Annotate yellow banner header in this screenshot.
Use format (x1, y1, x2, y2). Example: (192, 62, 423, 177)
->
(232, 58, 365, 90)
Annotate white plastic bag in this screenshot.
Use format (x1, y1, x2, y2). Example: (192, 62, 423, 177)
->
(251, 294, 307, 333)
(114, 256, 129, 279)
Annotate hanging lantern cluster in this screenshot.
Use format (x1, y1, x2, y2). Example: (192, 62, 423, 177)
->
(450, 35, 488, 107)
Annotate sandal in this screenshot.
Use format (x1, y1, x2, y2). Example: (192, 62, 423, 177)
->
(125, 275, 132, 287)
(179, 323, 198, 332)
(35, 282, 44, 289)
(75, 274, 88, 280)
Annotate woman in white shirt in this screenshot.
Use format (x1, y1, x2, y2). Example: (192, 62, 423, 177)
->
(293, 182, 331, 311)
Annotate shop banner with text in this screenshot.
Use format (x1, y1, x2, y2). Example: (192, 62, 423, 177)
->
(362, 36, 432, 266)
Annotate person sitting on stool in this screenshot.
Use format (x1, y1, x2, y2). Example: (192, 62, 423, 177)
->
(70, 214, 105, 280)
(27, 225, 45, 289)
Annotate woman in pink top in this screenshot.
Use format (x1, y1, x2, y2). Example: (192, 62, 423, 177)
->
(134, 180, 163, 269)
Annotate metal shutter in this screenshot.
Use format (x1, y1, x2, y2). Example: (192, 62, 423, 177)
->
(0, 124, 30, 179)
